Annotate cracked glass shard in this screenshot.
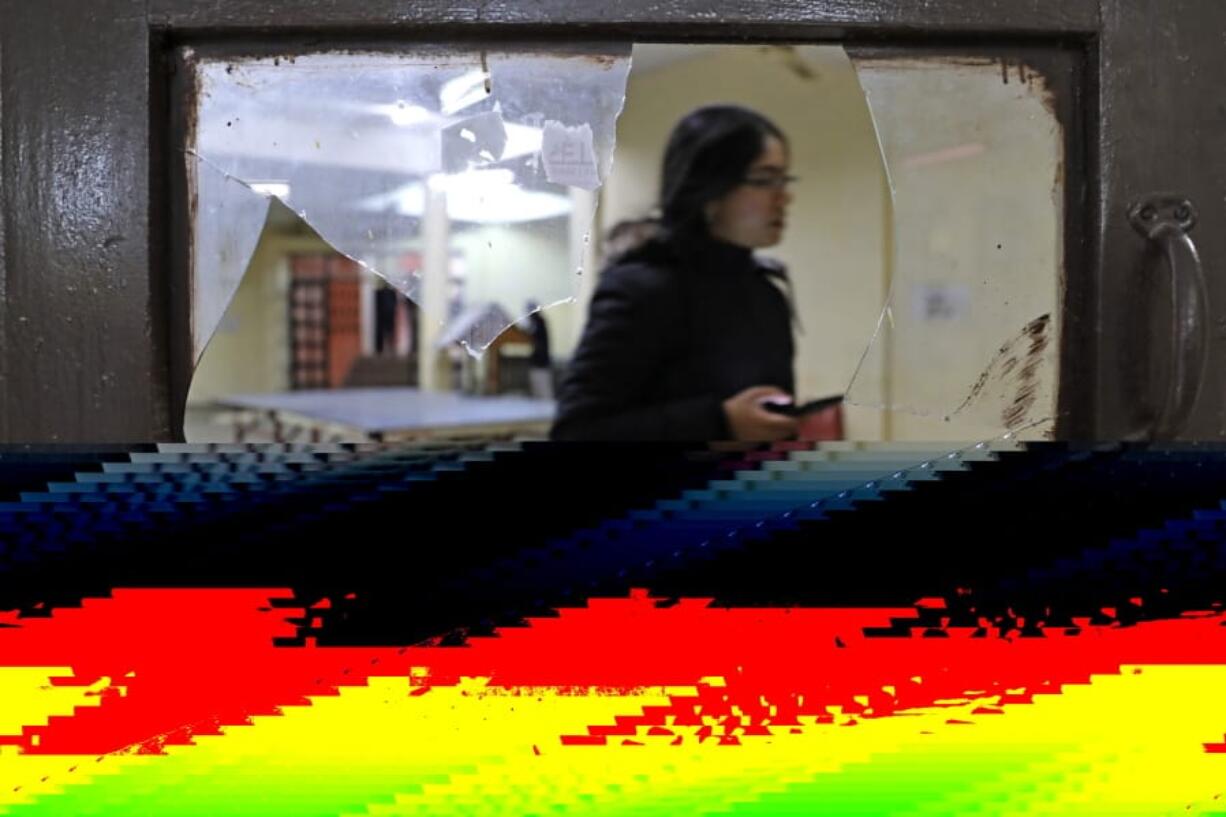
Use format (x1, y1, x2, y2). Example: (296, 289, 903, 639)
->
(845, 55, 1065, 440)
(190, 45, 631, 366)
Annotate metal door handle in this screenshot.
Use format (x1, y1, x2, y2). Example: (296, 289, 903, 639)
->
(1127, 194, 1207, 440)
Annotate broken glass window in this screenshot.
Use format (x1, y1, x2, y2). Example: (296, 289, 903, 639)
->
(187, 42, 1067, 446)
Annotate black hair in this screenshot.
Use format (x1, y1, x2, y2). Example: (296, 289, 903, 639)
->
(658, 105, 787, 240)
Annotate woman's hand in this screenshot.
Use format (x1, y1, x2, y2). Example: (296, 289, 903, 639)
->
(722, 386, 799, 441)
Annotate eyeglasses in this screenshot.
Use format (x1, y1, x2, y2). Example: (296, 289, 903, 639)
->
(740, 174, 799, 191)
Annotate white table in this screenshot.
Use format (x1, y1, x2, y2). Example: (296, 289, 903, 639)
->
(215, 388, 556, 443)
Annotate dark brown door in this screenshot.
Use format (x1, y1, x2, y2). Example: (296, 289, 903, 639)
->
(1095, 0, 1226, 440)
(3, 0, 1225, 441)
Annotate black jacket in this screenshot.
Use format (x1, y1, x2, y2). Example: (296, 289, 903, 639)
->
(551, 235, 795, 440)
(526, 312, 551, 368)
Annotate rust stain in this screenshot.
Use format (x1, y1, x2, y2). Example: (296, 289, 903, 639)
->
(1001, 315, 1052, 430)
(950, 314, 1052, 429)
(184, 55, 204, 340)
(1030, 66, 1061, 120)
(1002, 382, 1037, 428)
(998, 57, 1062, 117)
(1026, 314, 1050, 338)
(178, 51, 208, 359)
(857, 55, 996, 70)
(772, 46, 818, 82)
(949, 343, 1008, 417)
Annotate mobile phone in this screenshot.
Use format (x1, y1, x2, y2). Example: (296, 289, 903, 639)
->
(761, 395, 843, 417)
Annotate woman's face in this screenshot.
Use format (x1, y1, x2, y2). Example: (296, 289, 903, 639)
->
(705, 135, 792, 250)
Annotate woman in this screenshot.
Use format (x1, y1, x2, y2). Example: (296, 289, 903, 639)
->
(551, 104, 800, 441)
